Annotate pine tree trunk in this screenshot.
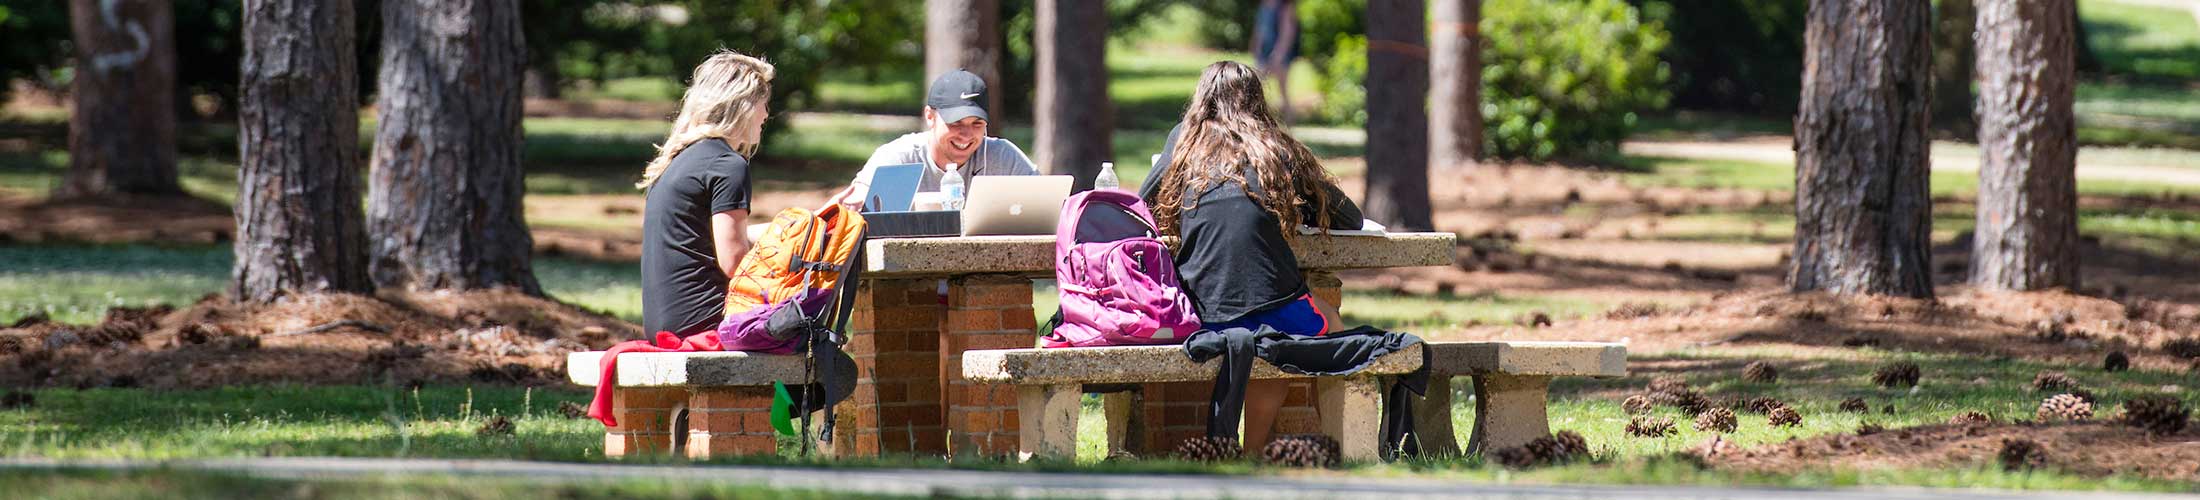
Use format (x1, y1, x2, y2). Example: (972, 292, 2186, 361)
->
(925, 0, 1002, 127)
(1933, 0, 1977, 138)
(1791, 0, 1936, 298)
(1971, 0, 2079, 291)
(368, 0, 540, 295)
(234, 0, 373, 303)
(60, 0, 180, 198)
(1362, 0, 1434, 232)
(1429, 0, 1482, 171)
(1035, 0, 1111, 191)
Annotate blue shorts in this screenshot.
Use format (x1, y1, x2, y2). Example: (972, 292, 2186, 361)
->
(1202, 294, 1329, 337)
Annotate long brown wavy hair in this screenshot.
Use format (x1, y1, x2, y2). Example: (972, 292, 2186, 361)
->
(1152, 61, 1335, 238)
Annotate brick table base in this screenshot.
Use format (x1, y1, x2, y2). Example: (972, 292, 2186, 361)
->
(601, 386, 780, 459)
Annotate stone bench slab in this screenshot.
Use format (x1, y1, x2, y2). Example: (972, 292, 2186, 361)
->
(566, 351, 808, 388)
(1424, 341, 1626, 377)
(865, 232, 1456, 277)
(961, 343, 1425, 385)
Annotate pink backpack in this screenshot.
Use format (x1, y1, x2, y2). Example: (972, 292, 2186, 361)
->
(1041, 189, 1201, 348)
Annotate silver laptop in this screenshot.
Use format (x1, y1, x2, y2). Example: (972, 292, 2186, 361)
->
(862, 164, 924, 212)
(960, 175, 1074, 236)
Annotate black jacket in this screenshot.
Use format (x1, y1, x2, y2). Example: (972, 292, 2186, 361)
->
(1183, 325, 1430, 460)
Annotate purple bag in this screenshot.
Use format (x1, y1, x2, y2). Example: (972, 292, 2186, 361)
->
(1042, 189, 1200, 348)
(715, 288, 834, 354)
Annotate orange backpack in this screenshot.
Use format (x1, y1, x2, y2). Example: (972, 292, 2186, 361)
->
(725, 204, 868, 315)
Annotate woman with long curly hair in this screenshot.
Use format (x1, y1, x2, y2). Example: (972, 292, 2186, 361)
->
(638, 50, 774, 337)
(1146, 61, 1363, 449)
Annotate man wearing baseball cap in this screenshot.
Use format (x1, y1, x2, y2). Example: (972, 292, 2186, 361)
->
(830, 69, 1037, 210)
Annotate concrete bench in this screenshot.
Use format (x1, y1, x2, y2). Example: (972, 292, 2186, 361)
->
(1414, 341, 1628, 455)
(961, 343, 1424, 462)
(566, 351, 810, 459)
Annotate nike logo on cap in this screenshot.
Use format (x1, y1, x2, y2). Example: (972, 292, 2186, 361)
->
(960, 92, 981, 99)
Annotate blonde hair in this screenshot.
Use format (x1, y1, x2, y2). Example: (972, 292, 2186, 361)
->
(638, 50, 775, 189)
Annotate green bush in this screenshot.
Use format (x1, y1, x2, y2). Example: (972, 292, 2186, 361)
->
(1309, 0, 1670, 161)
(1480, 0, 1671, 160)
(1629, 0, 1807, 114)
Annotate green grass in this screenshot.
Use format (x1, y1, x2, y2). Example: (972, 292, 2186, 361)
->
(0, 244, 641, 326)
(5, 347, 2196, 493)
(2082, 0, 2200, 83)
(4, 468, 901, 500)
(1617, 155, 2200, 199)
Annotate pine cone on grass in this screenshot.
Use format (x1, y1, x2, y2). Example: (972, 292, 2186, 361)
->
(2119, 396, 2191, 436)
(1494, 431, 1590, 469)
(476, 416, 515, 437)
(1744, 397, 1787, 415)
(557, 401, 588, 420)
(1260, 434, 1341, 468)
(1694, 408, 1738, 433)
(1999, 438, 2047, 471)
(1872, 362, 1921, 389)
(1856, 423, 1886, 436)
(1766, 406, 1803, 428)
(1622, 395, 1654, 415)
(1174, 436, 1243, 462)
(1838, 397, 1870, 414)
(1948, 411, 1992, 426)
(2037, 394, 2094, 422)
(2031, 371, 2079, 392)
(2104, 351, 2131, 372)
(1626, 416, 1677, 438)
(1742, 361, 1779, 384)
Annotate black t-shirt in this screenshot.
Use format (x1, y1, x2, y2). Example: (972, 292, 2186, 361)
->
(641, 138, 751, 335)
(1164, 170, 1362, 323)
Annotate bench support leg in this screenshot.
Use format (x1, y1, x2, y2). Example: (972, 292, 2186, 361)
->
(1413, 375, 1463, 457)
(1466, 374, 1552, 455)
(1017, 383, 1080, 461)
(603, 387, 684, 457)
(1316, 376, 1384, 462)
(1103, 391, 1137, 457)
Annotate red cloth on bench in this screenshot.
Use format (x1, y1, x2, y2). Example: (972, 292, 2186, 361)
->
(586, 330, 722, 427)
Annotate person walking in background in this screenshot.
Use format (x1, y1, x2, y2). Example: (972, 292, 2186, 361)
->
(637, 51, 775, 337)
(1147, 61, 1363, 450)
(1253, 0, 1300, 123)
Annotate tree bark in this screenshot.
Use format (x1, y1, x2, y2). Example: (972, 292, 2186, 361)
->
(60, 0, 181, 198)
(234, 0, 374, 303)
(1791, 0, 1935, 298)
(368, 0, 540, 295)
(1971, 0, 2079, 291)
(925, 0, 1003, 129)
(1429, 0, 1482, 171)
(1362, 0, 1434, 232)
(1932, 0, 1977, 138)
(1035, 0, 1111, 191)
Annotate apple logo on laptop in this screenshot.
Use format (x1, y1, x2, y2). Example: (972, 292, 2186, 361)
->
(1009, 204, 1023, 216)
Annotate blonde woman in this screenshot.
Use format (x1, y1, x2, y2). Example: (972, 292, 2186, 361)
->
(639, 51, 774, 336)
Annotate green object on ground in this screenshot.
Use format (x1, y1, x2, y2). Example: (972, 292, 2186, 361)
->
(770, 382, 796, 436)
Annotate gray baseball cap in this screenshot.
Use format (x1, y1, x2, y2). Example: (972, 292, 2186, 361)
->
(924, 69, 989, 123)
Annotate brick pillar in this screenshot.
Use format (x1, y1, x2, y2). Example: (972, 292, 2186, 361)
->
(944, 274, 1038, 457)
(841, 278, 945, 456)
(602, 387, 684, 457)
(1136, 380, 1212, 453)
(684, 387, 780, 458)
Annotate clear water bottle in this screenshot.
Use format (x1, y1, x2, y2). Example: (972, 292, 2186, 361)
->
(938, 165, 966, 210)
(1094, 162, 1119, 190)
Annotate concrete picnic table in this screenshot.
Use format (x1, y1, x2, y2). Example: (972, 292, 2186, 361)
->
(831, 231, 1455, 457)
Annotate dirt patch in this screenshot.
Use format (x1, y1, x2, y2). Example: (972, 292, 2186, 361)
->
(1710, 421, 2200, 482)
(0, 194, 233, 245)
(0, 290, 637, 389)
(1418, 288, 2200, 372)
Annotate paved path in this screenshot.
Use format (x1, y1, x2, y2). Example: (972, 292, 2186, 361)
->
(5, 457, 2194, 500)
